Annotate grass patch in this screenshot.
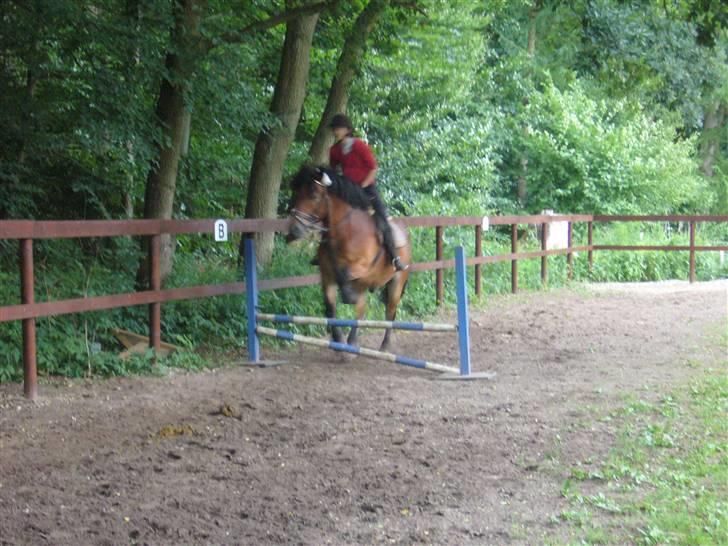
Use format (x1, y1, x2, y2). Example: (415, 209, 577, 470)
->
(550, 367, 728, 545)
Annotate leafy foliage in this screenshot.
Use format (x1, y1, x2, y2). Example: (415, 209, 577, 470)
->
(519, 81, 703, 214)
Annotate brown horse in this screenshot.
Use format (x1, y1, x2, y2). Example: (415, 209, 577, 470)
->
(287, 165, 411, 351)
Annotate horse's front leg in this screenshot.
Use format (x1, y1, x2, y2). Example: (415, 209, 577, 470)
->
(334, 264, 358, 304)
(346, 288, 367, 347)
(323, 282, 344, 343)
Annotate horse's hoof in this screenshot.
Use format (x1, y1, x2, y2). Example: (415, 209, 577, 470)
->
(331, 327, 344, 343)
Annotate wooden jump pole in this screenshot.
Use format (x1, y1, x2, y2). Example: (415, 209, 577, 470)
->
(256, 313, 457, 332)
(255, 325, 460, 375)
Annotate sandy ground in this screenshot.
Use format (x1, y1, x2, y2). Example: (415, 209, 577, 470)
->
(0, 281, 725, 545)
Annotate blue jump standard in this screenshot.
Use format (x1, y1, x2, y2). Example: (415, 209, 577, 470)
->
(244, 237, 259, 362)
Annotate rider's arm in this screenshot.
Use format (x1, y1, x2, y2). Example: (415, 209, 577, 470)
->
(356, 139, 378, 188)
(360, 168, 377, 188)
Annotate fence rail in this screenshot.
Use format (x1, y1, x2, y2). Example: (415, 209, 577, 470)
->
(2, 213, 727, 399)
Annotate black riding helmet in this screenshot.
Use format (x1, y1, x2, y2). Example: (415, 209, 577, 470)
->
(328, 113, 353, 132)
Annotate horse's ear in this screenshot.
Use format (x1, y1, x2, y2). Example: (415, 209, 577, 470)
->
(313, 167, 333, 187)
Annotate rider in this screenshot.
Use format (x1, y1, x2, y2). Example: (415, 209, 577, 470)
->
(328, 113, 407, 271)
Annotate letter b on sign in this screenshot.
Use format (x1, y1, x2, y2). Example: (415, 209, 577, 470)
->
(214, 219, 228, 242)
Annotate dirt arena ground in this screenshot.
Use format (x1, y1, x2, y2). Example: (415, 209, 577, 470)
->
(0, 281, 725, 545)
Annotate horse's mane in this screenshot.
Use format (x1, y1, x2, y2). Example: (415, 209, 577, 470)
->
(290, 165, 371, 211)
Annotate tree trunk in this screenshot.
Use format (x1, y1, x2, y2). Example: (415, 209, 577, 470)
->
(18, 65, 38, 165)
(701, 102, 727, 213)
(517, 1, 540, 207)
(308, 0, 388, 164)
(123, 0, 140, 220)
(141, 61, 187, 279)
(243, 12, 320, 265)
(138, 0, 203, 285)
(700, 101, 725, 178)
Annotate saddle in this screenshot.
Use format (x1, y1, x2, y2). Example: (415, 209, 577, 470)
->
(370, 211, 407, 248)
(388, 220, 408, 248)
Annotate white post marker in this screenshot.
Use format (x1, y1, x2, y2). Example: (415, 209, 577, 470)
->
(214, 219, 228, 242)
(481, 216, 489, 231)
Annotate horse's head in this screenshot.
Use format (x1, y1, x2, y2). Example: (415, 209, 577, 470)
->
(287, 165, 332, 242)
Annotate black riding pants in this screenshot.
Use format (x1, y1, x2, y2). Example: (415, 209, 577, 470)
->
(362, 185, 397, 260)
(362, 185, 388, 219)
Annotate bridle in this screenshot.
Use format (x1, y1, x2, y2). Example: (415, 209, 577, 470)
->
(289, 174, 332, 234)
(290, 207, 328, 233)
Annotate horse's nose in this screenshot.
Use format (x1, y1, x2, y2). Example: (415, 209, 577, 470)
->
(287, 219, 303, 242)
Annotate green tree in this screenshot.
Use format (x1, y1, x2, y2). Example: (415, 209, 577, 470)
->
(243, 9, 321, 266)
(520, 80, 703, 214)
(353, 0, 499, 214)
(308, 0, 391, 165)
(0, 0, 168, 220)
(139, 1, 338, 280)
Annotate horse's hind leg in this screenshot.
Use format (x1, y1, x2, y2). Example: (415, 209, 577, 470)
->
(380, 286, 394, 351)
(346, 290, 367, 347)
(380, 273, 408, 352)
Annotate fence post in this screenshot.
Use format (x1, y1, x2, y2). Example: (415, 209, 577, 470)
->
(511, 224, 518, 293)
(435, 225, 443, 306)
(541, 222, 548, 286)
(20, 239, 37, 400)
(148, 234, 161, 354)
(587, 221, 593, 272)
(454, 246, 471, 376)
(244, 237, 260, 362)
(567, 221, 574, 281)
(689, 221, 696, 283)
(474, 225, 482, 297)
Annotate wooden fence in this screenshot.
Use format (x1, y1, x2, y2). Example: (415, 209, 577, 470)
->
(1, 214, 727, 399)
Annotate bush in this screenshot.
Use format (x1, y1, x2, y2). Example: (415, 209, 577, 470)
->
(519, 80, 705, 215)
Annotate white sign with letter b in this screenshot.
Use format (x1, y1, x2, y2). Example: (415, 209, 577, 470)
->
(214, 219, 228, 242)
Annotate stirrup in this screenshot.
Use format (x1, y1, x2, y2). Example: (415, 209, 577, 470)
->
(392, 256, 408, 271)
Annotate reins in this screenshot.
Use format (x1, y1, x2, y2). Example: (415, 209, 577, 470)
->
(290, 208, 327, 233)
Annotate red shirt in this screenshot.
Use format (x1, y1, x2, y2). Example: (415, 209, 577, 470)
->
(329, 137, 377, 186)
